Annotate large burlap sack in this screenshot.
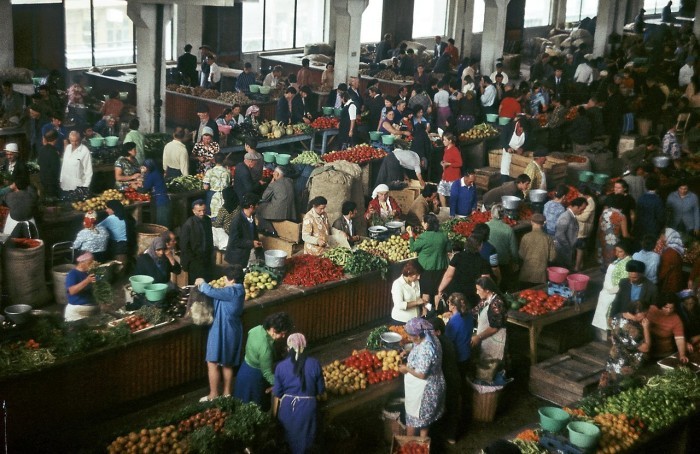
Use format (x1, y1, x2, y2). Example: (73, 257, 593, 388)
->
(570, 28, 593, 43)
(327, 160, 368, 236)
(549, 34, 569, 47)
(306, 53, 333, 65)
(401, 40, 427, 54)
(307, 166, 354, 232)
(3, 239, 50, 307)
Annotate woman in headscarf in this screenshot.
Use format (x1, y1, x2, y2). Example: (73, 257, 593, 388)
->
(98, 200, 136, 265)
(365, 183, 402, 226)
(195, 265, 246, 401)
(134, 236, 181, 285)
(658, 228, 685, 294)
(273, 333, 325, 454)
(245, 105, 261, 126)
(73, 211, 109, 262)
(141, 158, 171, 228)
(592, 239, 634, 338)
(399, 317, 446, 437)
(191, 126, 220, 174)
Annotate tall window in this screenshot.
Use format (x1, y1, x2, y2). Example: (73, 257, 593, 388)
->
(524, 0, 553, 27)
(565, 0, 599, 24)
(472, 0, 485, 33)
(360, 0, 382, 44)
(643, 0, 680, 14)
(412, 0, 447, 38)
(242, 0, 325, 52)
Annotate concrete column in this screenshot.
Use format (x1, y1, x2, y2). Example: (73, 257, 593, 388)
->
(695, 0, 700, 37)
(446, 0, 462, 43)
(175, 4, 203, 53)
(553, 0, 567, 29)
(0, 1, 14, 67)
(592, 0, 616, 57)
(462, 0, 475, 58)
(333, 0, 368, 87)
(480, 0, 510, 76)
(614, 0, 630, 34)
(128, 3, 171, 133)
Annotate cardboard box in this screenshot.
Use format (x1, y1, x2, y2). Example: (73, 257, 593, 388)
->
(390, 435, 430, 454)
(388, 188, 419, 213)
(260, 235, 304, 257)
(271, 220, 302, 244)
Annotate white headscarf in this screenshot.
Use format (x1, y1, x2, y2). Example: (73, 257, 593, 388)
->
(372, 183, 390, 199)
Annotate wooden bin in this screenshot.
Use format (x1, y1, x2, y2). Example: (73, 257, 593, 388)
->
(488, 149, 503, 168)
(475, 167, 501, 191)
(271, 220, 302, 244)
(391, 435, 430, 454)
(388, 188, 419, 213)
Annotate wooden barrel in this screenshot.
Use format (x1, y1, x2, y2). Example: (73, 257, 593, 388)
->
(51, 264, 74, 305)
(135, 223, 168, 255)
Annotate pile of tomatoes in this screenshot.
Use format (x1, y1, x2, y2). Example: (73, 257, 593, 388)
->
(311, 116, 340, 129)
(122, 315, 152, 333)
(123, 188, 150, 202)
(321, 144, 387, 164)
(394, 441, 429, 454)
(343, 350, 400, 385)
(517, 289, 567, 316)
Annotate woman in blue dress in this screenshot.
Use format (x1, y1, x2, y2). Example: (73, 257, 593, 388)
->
(195, 265, 246, 401)
(273, 333, 325, 454)
(140, 159, 171, 228)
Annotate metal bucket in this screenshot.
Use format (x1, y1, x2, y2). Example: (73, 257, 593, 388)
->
(501, 195, 521, 210)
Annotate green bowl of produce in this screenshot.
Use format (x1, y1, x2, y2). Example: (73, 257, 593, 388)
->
(322, 106, 334, 116)
(259, 85, 271, 95)
(129, 275, 154, 294)
(567, 421, 601, 449)
(539, 407, 570, 432)
(275, 153, 291, 165)
(593, 173, 609, 185)
(249, 84, 261, 93)
(333, 107, 342, 117)
(263, 152, 278, 163)
(143, 283, 168, 302)
(381, 134, 395, 145)
(369, 131, 383, 141)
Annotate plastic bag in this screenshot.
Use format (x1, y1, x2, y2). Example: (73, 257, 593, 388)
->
(187, 286, 214, 326)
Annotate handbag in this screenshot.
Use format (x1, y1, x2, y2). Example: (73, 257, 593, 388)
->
(187, 286, 214, 326)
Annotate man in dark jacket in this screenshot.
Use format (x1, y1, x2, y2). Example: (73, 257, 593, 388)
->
(225, 193, 262, 267)
(603, 84, 625, 154)
(366, 86, 384, 132)
(194, 104, 219, 143)
(609, 260, 658, 319)
(177, 44, 198, 87)
(276, 87, 299, 125)
(233, 152, 261, 204)
(634, 174, 665, 240)
(37, 129, 61, 198)
(256, 167, 297, 235)
(179, 199, 214, 284)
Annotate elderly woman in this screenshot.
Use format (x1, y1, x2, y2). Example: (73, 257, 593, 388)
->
(391, 260, 426, 323)
(64, 252, 99, 322)
(244, 105, 261, 126)
(471, 276, 508, 363)
(73, 211, 109, 262)
(365, 183, 402, 226)
(658, 228, 685, 295)
(398, 317, 446, 438)
(191, 126, 220, 174)
(60, 130, 93, 192)
(666, 181, 699, 235)
(134, 236, 181, 285)
(140, 159, 171, 228)
(598, 194, 630, 270)
(273, 333, 325, 454)
(592, 239, 634, 337)
(302, 196, 331, 256)
(647, 294, 689, 363)
(408, 214, 449, 305)
(196, 265, 246, 401)
(114, 142, 141, 191)
(599, 298, 651, 387)
(678, 290, 700, 352)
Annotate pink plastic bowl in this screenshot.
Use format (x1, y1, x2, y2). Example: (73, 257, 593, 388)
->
(547, 266, 570, 284)
(567, 274, 590, 291)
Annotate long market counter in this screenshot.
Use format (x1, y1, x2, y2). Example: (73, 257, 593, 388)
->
(165, 90, 276, 129)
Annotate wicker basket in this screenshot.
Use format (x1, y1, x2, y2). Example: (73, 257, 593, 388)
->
(472, 388, 503, 422)
(488, 149, 503, 168)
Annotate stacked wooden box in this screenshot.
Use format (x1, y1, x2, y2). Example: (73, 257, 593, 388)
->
(475, 167, 501, 191)
(263, 220, 304, 256)
(510, 153, 567, 189)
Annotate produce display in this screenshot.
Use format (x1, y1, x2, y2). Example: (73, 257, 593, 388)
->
(322, 247, 354, 267)
(594, 413, 644, 453)
(356, 236, 416, 263)
(283, 255, 344, 287)
(310, 116, 340, 130)
(257, 119, 298, 139)
(178, 408, 228, 434)
(321, 144, 387, 164)
(166, 175, 204, 193)
(441, 212, 517, 244)
(322, 361, 365, 395)
(290, 150, 323, 165)
(548, 185, 581, 206)
(107, 426, 184, 454)
(323, 348, 402, 396)
(366, 325, 389, 350)
(343, 249, 389, 276)
(166, 84, 254, 105)
(209, 269, 279, 300)
(393, 440, 430, 454)
(511, 439, 547, 454)
(510, 289, 567, 315)
(119, 314, 152, 333)
(123, 187, 150, 202)
(565, 106, 579, 121)
(459, 123, 499, 142)
(71, 188, 128, 212)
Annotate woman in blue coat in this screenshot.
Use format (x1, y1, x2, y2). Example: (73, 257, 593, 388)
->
(195, 265, 246, 401)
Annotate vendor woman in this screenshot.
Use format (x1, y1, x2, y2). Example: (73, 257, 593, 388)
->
(134, 236, 181, 285)
(365, 184, 402, 226)
(302, 196, 331, 256)
(64, 252, 99, 322)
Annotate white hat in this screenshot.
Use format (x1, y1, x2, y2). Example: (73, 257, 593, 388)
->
(201, 126, 214, 136)
(372, 183, 390, 199)
(4, 143, 18, 153)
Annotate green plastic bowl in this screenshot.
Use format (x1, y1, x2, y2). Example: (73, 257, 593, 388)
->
(369, 131, 383, 141)
(275, 153, 291, 165)
(567, 421, 601, 449)
(105, 136, 119, 147)
(322, 106, 334, 116)
(259, 85, 271, 95)
(593, 173, 609, 185)
(262, 152, 278, 163)
(498, 116, 512, 125)
(486, 113, 499, 123)
(89, 137, 104, 148)
(382, 134, 395, 145)
(129, 275, 154, 294)
(578, 170, 594, 182)
(249, 84, 261, 93)
(538, 407, 570, 432)
(143, 283, 168, 302)
(333, 107, 343, 117)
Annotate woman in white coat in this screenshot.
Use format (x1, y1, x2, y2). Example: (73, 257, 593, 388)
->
(391, 260, 427, 323)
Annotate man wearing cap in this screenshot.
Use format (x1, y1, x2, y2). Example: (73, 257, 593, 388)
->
(482, 174, 531, 209)
(518, 212, 556, 286)
(2, 143, 20, 174)
(679, 56, 694, 89)
(177, 44, 198, 87)
(449, 169, 477, 217)
(163, 129, 189, 179)
(180, 199, 214, 284)
(40, 112, 67, 152)
(525, 148, 548, 191)
(60, 130, 93, 192)
(233, 151, 262, 205)
(194, 105, 219, 144)
(64, 252, 99, 322)
(236, 62, 257, 93)
(38, 130, 61, 199)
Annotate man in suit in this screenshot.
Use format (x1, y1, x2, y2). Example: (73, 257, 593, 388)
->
(374, 33, 393, 64)
(332, 201, 360, 246)
(366, 86, 384, 133)
(347, 76, 364, 112)
(548, 67, 567, 99)
(180, 200, 214, 284)
(276, 87, 299, 125)
(256, 166, 297, 236)
(38, 129, 61, 199)
(225, 193, 263, 267)
(177, 44, 198, 87)
(433, 36, 447, 64)
(554, 197, 588, 269)
(233, 152, 262, 204)
(294, 86, 314, 123)
(609, 260, 658, 321)
(325, 83, 347, 108)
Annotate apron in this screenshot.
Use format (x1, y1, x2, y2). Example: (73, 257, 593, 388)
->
(3, 215, 37, 236)
(404, 372, 427, 419)
(477, 297, 506, 361)
(592, 263, 618, 330)
(280, 394, 315, 412)
(64, 303, 99, 322)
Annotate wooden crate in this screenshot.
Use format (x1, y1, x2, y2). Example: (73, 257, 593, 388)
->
(260, 235, 304, 256)
(488, 149, 503, 168)
(271, 220, 302, 244)
(529, 341, 608, 406)
(391, 435, 430, 454)
(476, 167, 501, 191)
(618, 135, 640, 158)
(388, 188, 419, 213)
(508, 152, 566, 180)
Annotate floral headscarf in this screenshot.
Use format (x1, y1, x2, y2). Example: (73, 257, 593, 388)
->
(663, 228, 685, 256)
(405, 317, 434, 337)
(287, 332, 306, 360)
(245, 105, 260, 117)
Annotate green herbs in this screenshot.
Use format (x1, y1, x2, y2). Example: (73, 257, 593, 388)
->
(322, 247, 353, 267)
(344, 250, 389, 278)
(366, 325, 388, 350)
(646, 366, 700, 399)
(166, 175, 203, 192)
(135, 305, 171, 325)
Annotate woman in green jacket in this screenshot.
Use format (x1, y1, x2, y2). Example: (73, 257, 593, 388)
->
(408, 213, 450, 313)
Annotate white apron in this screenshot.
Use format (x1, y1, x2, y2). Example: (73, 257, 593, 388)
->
(404, 372, 427, 419)
(3, 215, 37, 236)
(477, 297, 506, 361)
(212, 227, 229, 250)
(592, 263, 619, 330)
(64, 303, 99, 322)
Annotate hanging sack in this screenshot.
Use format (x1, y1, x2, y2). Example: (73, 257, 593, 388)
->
(187, 286, 214, 326)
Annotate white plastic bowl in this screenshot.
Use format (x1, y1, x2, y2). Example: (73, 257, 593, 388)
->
(380, 332, 402, 344)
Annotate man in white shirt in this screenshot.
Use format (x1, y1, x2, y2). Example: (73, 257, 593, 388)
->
(162, 129, 189, 179)
(679, 56, 694, 89)
(480, 76, 497, 114)
(206, 55, 221, 91)
(263, 65, 283, 88)
(573, 58, 594, 85)
(490, 62, 509, 85)
(60, 130, 93, 191)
